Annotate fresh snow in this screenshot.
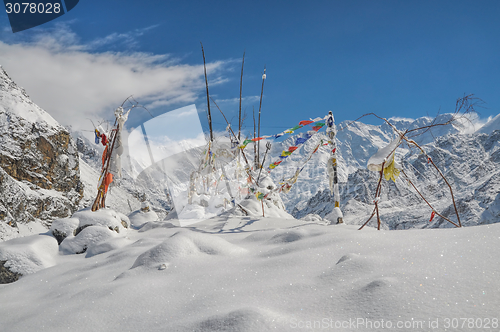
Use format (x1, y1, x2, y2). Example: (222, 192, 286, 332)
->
(0, 213, 499, 331)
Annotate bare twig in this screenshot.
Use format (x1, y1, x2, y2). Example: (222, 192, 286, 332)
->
(359, 160, 385, 230)
(401, 169, 460, 228)
(402, 137, 461, 227)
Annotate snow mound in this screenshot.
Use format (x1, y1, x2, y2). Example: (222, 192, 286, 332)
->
(268, 228, 321, 244)
(0, 234, 58, 276)
(60, 225, 118, 255)
(85, 237, 132, 258)
(131, 230, 247, 270)
(128, 209, 159, 228)
(192, 307, 286, 332)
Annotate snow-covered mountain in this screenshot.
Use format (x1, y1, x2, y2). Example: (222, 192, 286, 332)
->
(279, 115, 500, 229)
(0, 66, 82, 240)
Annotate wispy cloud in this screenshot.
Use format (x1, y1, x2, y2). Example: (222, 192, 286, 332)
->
(0, 24, 230, 133)
(213, 96, 260, 104)
(87, 25, 161, 50)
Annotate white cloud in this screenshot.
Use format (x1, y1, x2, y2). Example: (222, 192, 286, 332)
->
(0, 24, 230, 134)
(455, 112, 492, 134)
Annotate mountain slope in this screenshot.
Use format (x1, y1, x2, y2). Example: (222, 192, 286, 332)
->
(290, 124, 500, 229)
(0, 66, 82, 240)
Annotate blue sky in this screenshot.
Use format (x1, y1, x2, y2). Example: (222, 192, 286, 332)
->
(1, 0, 499, 137)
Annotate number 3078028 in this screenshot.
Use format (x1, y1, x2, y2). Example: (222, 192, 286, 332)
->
(5, 3, 61, 14)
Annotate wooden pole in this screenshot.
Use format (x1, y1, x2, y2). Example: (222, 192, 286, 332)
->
(238, 51, 245, 142)
(201, 42, 213, 142)
(257, 66, 266, 167)
(253, 106, 257, 169)
(91, 124, 119, 211)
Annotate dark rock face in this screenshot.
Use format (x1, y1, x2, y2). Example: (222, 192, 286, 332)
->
(0, 260, 21, 284)
(0, 66, 82, 231)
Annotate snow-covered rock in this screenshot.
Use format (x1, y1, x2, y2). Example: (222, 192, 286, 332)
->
(72, 208, 130, 234)
(60, 225, 118, 255)
(0, 234, 58, 279)
(49, 217, 79, 244)
(57, 208, 132, 256)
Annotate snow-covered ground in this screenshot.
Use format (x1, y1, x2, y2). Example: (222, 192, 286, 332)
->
(1, 212, 499, 331)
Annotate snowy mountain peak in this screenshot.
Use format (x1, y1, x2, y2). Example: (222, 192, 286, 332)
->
(0, 66, 61, 130)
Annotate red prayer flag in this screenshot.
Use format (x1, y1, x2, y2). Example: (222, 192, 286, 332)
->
(299, 120, 314, 126)
(312, 126, 321, 131)
(252, 137, 264, 142)
(429, 211, 436, 222)
(104, 173, 113, 193)
(288, 146, 298, 152)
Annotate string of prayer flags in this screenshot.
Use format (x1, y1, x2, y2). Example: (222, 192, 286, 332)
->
(268, 130, 320, 171)
(238, 115, 329, 150)
(268, 160, 282, 169)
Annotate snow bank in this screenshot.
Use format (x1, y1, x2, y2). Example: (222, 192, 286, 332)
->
(0, 234, 58, 275)
(0, 219, 499, 331)
(130, 230, 247, 271)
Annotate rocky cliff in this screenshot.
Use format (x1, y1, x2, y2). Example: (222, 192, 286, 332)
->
(0, 66, 82, 240)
